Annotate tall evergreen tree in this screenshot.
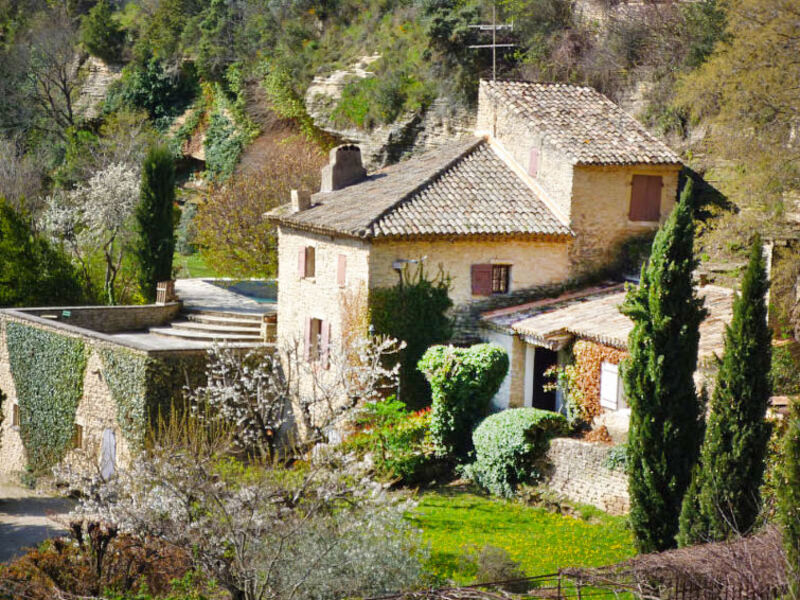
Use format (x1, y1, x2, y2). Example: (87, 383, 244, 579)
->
(620, 179, 707, 553)
(135, 145, 177, 303)
(778, 399, 800, 597)
(678, 235, 772, 546)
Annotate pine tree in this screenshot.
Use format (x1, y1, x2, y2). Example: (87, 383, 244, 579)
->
(135, 145, 177, 303)
(80, 0, 124, 63)
(678, 235, 772, 546)
(620, 179, 707, 553)
(778, 399, 800, 597)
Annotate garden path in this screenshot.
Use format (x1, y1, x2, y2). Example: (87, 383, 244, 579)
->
(0, 482, 73, 563)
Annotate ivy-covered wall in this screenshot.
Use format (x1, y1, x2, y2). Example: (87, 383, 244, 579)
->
(6, 322, 88, 473)
(571, 340, 628, 420)
(99, 348, 207, 450)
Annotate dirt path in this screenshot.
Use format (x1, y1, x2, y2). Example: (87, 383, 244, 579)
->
(0, 483, 74, 563)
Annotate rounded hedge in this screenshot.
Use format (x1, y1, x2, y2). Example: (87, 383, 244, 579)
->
(418, 343, 508, 459)
(470, 408, 567, 497)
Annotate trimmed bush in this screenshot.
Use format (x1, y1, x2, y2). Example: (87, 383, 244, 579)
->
(469, 408, 567, 498)
(419, 343, 508, 459)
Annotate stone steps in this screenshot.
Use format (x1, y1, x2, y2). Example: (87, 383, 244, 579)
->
(148, 308, 269, 343)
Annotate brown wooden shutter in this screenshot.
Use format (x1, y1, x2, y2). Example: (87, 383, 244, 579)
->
(304, 318, 311, 361)
(298, 247, 307, 278)
(321, 321, 331, 370)
(629, 175, 662, 221)
(337, 254, 347, 286)
(471, 264, 493, 296)
(528, 148, 539, 177)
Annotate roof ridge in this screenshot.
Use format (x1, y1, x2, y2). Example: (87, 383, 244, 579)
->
(362, 137, 487, 237)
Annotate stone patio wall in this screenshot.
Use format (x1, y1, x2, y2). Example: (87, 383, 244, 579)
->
(18, 302, 181, 334)
(545, 437, 629, 515)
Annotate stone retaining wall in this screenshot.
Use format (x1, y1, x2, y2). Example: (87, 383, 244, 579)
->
(17, 302, 182, 334)
(545, 437, 629, 515)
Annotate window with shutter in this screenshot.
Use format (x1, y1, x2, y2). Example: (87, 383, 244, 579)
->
(492, 265, 511, 294)
(12, 403, 19, 427)
(72, 424, 83, 449)
(471, 264, 493, 296)
(600, 362, 625, 410)
(629, 175, 662, 222)
(298, 248, 306, 278)
(305, 246, 316, 278)
(320, 321, 331, 369)
(337, 254, 347, 286)
(307, 318, 322, 362)
(528, 148, 539, 177)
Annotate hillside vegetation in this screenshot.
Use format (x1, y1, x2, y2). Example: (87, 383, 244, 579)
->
(0, 0, 797, 306)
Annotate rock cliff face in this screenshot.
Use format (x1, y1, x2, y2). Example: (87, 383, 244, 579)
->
(305, 56, 475, 170)
(76, 56, 123, 120)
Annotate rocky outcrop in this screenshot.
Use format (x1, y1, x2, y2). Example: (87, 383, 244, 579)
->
(76, 56, 123, 120)
(305, 56, 475, 170)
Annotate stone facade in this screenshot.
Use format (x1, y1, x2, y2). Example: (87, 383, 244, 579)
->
(570, 164, 680, 273)
(0, 321, 24, 475)
(369, 238, 571, 306)
(276, 226, 371, 352)
(545, 437, 630, 515)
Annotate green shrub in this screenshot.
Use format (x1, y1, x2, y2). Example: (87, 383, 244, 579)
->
(418, 343, 509, 459)
(603, 443, 628, 472)
(468, 408, 567, 498)
(342, 399, 441, 484)
(80, 0, 124, 63)
(771, 343, 800, 396)
(204, 111, 245, 181)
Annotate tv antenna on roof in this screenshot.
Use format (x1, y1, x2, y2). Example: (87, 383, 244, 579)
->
(468, 2, 515, 82)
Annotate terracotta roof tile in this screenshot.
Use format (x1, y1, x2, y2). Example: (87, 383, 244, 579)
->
(269, 138, 571, 240)
(483, 80, 682, 166)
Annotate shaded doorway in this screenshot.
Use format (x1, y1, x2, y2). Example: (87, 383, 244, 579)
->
(532, 347, 558, 411)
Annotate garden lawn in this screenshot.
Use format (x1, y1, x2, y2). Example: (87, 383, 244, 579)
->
(409, 490, 634, 584)
(173, 252, 220, 278)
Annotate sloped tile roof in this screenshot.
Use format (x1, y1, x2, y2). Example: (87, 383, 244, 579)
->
(268, 138, 572, 240)
(482, 284, 733, 359)
(482, 80, 682, 166)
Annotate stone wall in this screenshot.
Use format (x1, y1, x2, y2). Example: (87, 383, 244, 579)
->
(569, 164, 680, 274)
(545, 437, 629, 515)
(0, 312, 206, 483)
(276, 225, 371, 351)
(369, 238, 571, 307)
(18, 302, 182, 334)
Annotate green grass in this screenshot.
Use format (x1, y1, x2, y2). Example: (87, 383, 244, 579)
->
(173, 252, 221, 279)
(408, 490, 634, 585)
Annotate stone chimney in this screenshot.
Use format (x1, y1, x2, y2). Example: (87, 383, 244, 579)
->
(291, 189, 311, 213)
(320, 145, 367, 192)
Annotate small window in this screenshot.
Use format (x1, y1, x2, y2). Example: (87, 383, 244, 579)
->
(492, 265, 511, 294)
(308, 318, 322, 361)
(600, 362, 625, 410)
(629, 175, 662, 222)
(298, 246, 316, 278)
(528, 148, 539, 177)
(12, 403, 19, 427)
(72, 424, 83, 449)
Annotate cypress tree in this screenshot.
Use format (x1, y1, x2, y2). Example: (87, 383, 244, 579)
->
(678, 235, 772, 546)
(778, 399, 800, 596)
(620, 179, 707, 553)
(135, 145, 177, 303)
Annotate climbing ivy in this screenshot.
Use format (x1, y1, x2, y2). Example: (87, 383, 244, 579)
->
(6, 323, 88, 473)
(99, 347, 207, 449)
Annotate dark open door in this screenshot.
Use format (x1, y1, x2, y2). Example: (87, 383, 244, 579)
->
(532, 348, 558, 411)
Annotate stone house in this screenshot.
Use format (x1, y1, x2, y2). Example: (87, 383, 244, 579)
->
(268, 79, 683, 369)
(479, 284, 734, 426)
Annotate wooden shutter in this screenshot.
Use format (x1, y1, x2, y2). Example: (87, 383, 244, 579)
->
(337, 254, 347, 286)
(320, 321, 331, 370)
(298, 247, 307, 278)
(629, 175, 662, 221)
(528, 148, 539, 177)
(600, 362, 619, 410)
(471, 264, 493, 296)
(304, 318, 311, 361)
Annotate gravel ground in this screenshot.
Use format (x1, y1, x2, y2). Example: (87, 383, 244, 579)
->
(0, 482, 74, 563)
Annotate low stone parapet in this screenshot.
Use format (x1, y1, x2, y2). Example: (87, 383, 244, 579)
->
(544, 437, 629, 516)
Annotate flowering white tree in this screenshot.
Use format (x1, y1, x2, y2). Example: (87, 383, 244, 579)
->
(44, 162, 140, 303)
(59, 415, 426, 600)
(192, 334, 405, 457)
